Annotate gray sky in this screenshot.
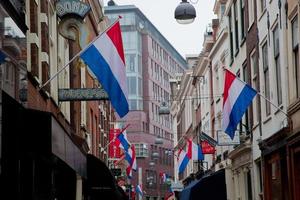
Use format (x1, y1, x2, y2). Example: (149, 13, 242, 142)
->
(103, 0, 216, 58)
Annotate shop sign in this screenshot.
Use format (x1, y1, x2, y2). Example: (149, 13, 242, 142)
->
(56, 0, 91, 19)
(108, 129, 122, 159)
(199, 131, 217, 147)
(58, 88, 108, 101)
(217, 130, 240, 146)
(201, 141, 216, 154)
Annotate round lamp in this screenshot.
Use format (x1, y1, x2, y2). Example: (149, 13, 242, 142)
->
(174, 0, 196, 24)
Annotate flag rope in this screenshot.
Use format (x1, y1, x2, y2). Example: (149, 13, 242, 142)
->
(39, 17, 121, 90)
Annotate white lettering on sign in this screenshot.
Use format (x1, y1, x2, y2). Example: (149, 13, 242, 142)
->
(56, 0, 90, 19)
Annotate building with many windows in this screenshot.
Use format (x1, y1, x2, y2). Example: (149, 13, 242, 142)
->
(105, 3, 188, 199)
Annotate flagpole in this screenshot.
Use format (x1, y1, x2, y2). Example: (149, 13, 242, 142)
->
(223, 67, 290, 118)
(39, 17, 121, 91)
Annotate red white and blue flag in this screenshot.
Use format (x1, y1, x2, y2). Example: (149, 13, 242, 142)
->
(136, 184, 143, 197)
(160, 172, 169, 183)
(80, 20, 129, 118)
(187, 139, 204, 161)
(222, 69, 257, 139)
(177, 148, 189, 174)
(117, 129, 131, 151)
(125, 145, 137, 178)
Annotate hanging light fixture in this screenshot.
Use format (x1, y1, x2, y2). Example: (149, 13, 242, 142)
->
(174, 0, 196, 24)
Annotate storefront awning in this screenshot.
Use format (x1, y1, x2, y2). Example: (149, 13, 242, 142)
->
(21, 108, 87, 178)
(86, 154, 127, 200)
(180, 169, 227, 200)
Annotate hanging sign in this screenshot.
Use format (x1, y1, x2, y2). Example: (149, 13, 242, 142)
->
(217, 130, 240, 146)
(56, 0, 91, 19)
(199, 132, 217, 147)
(201, 141, 216, 154)
(108, 129, 122, 159)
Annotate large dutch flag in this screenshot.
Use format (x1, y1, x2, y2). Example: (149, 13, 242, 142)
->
(222, 69, 257, 139)
(177, 149, 190, 174)
(187, 139, 204, 161)
(80, 21, 129, 118)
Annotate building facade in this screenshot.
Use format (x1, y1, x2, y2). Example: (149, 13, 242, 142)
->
(105, 3, 188, 199)
(174, 0, 299, 199)
(0, 0, 123, 199)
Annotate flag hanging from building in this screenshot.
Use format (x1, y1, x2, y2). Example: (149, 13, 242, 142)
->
(80, 21, 129, 118)
(177, 148, 190, 174)
(117, 129, 131, 151)
(187, 139, 204, 161)
(135, 184, 143, 197)
(159, 172, 169, 183)
(222, 69, 257, 139)
(125, 145, 137, 178)
(0, 50, 7, 64)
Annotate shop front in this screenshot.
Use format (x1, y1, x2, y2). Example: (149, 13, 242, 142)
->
(1, 91, 86, 199)
(180, 169, 227, 200)
(260, 128, 290, 200)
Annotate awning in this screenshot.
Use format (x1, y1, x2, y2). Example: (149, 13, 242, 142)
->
(86, 154, 127, 200)
(180, 180, 200, 200)
(180, 169, 227, 200)
(18, 105, 86, 178)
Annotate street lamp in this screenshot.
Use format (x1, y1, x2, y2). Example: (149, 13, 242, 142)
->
(174, 0, 196, 24)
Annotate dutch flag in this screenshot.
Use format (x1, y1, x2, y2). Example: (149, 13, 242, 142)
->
(136, 184, 143, 197)
(117, 129, 131, 151)
(177, 149, 189, 174)
(80, 20, 129, 118)
(125, 145, 137, 178)
(187, 139, 204, 161)
(222, 69, 257, 139)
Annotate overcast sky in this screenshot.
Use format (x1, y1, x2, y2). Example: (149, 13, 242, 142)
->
(103, 0, 216, 58)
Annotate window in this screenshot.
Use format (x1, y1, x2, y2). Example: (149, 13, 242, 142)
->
(229, 11, 234, 61)
(273, 25, 282, 105)
(243, 64, 250, 133)
(246, 169, 253, 200)
(234, 2, 239, 50)
(127, 77, 136, 95)
(134, 143, 148, 157)
(256, 160, 263, 196)
(125, 54, 135, 72)
(262, 42, 271, 116)
(251, 52, 260, 124)
(248, 0, 254, 27)
(260, 0, 266, 13)
(292, 16, 299, 97)
(240, 0, 246, 39)
(138, 77, 142, 96)
(220, 4, 226, 18)
(129, 99, 137, 110)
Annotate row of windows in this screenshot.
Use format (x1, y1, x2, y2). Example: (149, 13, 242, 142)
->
(151, 59, 170, 88)
(150, 145, 173, 166)
(151, 103, 171, 129)
(153, 124, 172, 140)
(152, 82, 170, 102)
(151, 39, 184, 74)
(133, 143, 148, 157)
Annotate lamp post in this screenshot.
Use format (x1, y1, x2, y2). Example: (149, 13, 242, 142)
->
(174, 0, 197, 24)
